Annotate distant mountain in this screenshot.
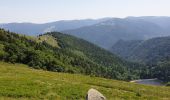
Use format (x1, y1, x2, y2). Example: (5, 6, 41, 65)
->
(127, 16, 170, 35)
(63, 18, 165, 49)
(0, 18, 110, 36)
(1, 16, 170, 49)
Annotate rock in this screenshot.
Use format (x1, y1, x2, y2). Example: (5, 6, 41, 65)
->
(86, 88, 106, 100)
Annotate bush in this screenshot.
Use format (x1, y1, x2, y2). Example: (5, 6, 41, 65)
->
(166, 82, 170, 86)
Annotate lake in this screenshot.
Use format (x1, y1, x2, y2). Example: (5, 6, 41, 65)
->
(130, 79, 165, 86)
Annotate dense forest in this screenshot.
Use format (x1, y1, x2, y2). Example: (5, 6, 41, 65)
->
(111, 38, 170, 82)
(0, 28, 147, 81)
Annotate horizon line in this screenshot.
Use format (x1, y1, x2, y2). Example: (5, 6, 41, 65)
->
(1, 16, 170, 24)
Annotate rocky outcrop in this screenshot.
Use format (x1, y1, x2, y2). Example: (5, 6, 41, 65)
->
(86, 88, 106, 100)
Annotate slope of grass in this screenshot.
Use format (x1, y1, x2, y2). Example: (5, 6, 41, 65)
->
(0, 62, 170, 100)
(37, 34, 59, 48)
(18, 33, 59, 48)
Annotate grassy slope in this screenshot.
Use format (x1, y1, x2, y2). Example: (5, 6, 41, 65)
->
(0, 62, 170, 100)
(20, 34, 59, 48)
(37, 35, 59, 48)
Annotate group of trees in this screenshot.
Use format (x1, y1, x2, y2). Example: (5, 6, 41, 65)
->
(152, 62, 170, 82)
(0, 29, 64, 71)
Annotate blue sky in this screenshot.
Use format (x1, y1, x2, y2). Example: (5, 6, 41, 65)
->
(0, 0, 170, 23)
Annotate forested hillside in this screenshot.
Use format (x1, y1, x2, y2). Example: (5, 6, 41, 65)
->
(0, 28, 145, 80)
(111, 37, 170, 82)
(110, 40, 143, 59)
(111, 37, 170, 65)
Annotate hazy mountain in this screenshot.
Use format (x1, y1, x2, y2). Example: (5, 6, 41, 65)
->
(1, 16, 170, 49)
(63, 18, 165, 49)
(127, 16, 170, 35)
(0, 18, 110, 36)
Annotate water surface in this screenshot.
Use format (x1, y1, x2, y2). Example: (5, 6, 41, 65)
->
(131, 79, 164, 86)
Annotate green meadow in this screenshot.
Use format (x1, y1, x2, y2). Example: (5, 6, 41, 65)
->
(0, 62, 169, 100)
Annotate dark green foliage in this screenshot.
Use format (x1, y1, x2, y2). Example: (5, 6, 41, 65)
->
(153, 62, 170, 82)
(0, 28, 143, 81)
(110, 40, 143, 59)
(111, 37, 170, 82)
(136, 92, 142, 97)
(127, 37, 170, 65)
(166, 82, 170, 86)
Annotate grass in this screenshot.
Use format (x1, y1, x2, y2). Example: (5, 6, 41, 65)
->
(19, 34, 59, 48)
(37, 35, 59, 48)
(0, 62, 170, 100)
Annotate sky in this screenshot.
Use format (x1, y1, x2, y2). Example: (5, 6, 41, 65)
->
(0, 0, 170, 23)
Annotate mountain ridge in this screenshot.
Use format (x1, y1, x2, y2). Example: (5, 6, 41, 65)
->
(1, 16, 170, 49)
(63, 17, 165, 49)
(0, 18, 111, 36)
